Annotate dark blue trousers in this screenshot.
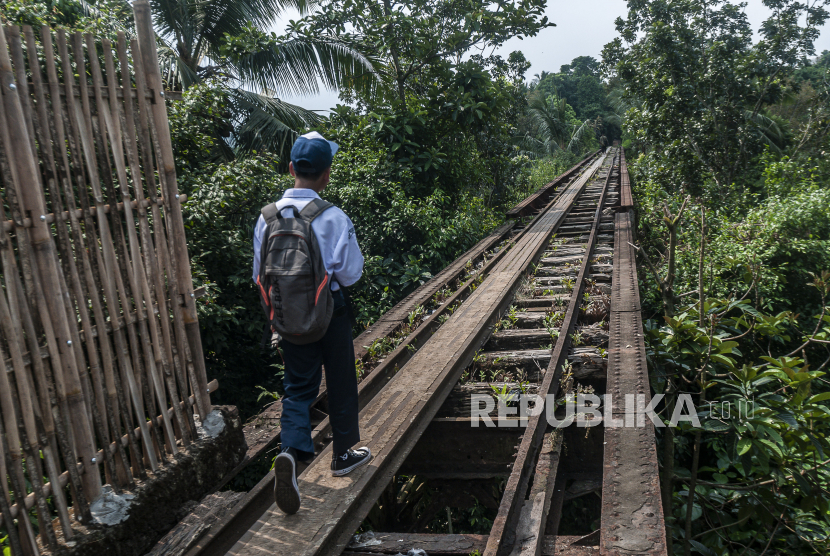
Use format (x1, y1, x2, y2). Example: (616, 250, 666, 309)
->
(279, 290, 360, 459)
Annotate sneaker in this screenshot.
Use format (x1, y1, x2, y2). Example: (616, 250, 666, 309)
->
(274, 450, 300, 515)
(331, 447, 372, 477)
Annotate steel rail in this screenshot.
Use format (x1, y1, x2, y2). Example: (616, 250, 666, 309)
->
(598, 175, 666, 554)
(484, 150, 619, 556)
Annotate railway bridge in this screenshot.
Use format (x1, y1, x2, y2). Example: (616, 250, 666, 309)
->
(175, 149, 666, 556)
(0, 5, 665, 554)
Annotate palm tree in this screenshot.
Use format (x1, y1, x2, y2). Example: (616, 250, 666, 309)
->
(529, 71, 550, 90)
(518, 90, 598, 156)
(149, 0, 376, 157)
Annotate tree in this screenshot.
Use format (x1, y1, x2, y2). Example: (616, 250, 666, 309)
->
(1, 0, 377, 158)
(299, 0, 552, 107)
(519, 90, 598, 155)
(532, 55, 619, 139)
(0, 0, 134, 39)
(149, 0, 376, 157)
(602, 0, 828, 197)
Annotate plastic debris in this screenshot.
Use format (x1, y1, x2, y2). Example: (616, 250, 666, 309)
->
(350, 531, 383, 548)
(90, 485, 135, 526)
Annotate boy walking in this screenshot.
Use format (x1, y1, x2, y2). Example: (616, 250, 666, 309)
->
(252, 132, 371, 515)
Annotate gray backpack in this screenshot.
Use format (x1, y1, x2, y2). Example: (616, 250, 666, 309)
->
(257, 198, 334, 345)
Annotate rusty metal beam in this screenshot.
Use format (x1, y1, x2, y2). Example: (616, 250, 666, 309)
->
(598, 154, 666, 555)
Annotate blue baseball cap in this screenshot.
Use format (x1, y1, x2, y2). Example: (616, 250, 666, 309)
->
(290, 131, 339, 173)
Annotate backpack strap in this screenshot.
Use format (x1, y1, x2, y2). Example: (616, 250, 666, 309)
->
(261, 202, 279, 223)
(299, 198, 333, 223)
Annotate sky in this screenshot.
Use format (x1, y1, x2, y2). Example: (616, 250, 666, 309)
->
(272, 0, 830, 112)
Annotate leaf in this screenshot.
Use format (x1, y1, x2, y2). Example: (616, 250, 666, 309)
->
(807, 392, 830, 404)
(712, 473, 729, 484)
(711, 353, 735, 368)
(689, 539, 716, 556)
(704, 420, 730, 432)
(755, 438, 784, 459)
(737, 437, 752, 455)
(800, 495, 816, 512)
(738, 504, 755, 521)
(776, 412, 798, 427)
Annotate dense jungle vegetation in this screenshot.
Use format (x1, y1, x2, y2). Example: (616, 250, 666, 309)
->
(2, 0, 830, 553)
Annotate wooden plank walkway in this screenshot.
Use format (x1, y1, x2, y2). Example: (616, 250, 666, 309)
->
(226, 155, 608, 556)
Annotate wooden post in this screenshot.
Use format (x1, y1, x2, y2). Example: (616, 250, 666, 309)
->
(133, 0, 212, 418)
(0, 24, 103, 503)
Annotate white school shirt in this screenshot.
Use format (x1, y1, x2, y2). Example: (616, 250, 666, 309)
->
(252, 188, 364, 291)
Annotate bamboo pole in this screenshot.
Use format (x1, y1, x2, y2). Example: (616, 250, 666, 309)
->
(115, 34, 192, 446)
(0, 265, 59, 550)
(129, 38, 197, 438)
(0, 338, 40, 556)
(1, 195, 186, 231)
(0, 23, 102, 504)
(9, 29, 99, 510)
(60, 30, 159, 472)
(132, 42, 206, 431)
(0, 137, 91, 527)
(54, 29, 147, 479)
(0, 441, 23, 555)
(77, 32, 165, 464)
(34, 24, 136, 489)
(19, 25, 126, 493)
(99, 37, 179, 456)
(134, 0, 212, 418)
(3, 30, 63, 547)
(0, 377, 217, 529)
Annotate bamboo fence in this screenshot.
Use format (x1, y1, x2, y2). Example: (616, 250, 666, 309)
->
(0, 1, 213, 553)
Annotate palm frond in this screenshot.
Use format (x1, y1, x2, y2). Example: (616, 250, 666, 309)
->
(744, 110, 786, 153)
(513, 132, 562, 158)
(228, 35, 377, 98)
(229, 88, 322, 157)
(526, 90, 572, 151)
(567, 119, 595, 152)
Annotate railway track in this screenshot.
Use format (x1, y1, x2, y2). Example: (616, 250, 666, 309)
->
(169, 148, 664, 556)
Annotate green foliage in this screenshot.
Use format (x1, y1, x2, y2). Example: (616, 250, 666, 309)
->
(646, 284, 830, 554)
(633, 149, 830, 316)
(519, 90, 600, 156)
(710, 187, 830, 313)
(0, 0, 132, 38)
(603, 0, 828, 196)
(525, 153, 580, 192)
(531, 55, 622, 141)
(299, 0, 551, 106)
(169, 86, 286, 417)
(150, 0, 375, 157)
